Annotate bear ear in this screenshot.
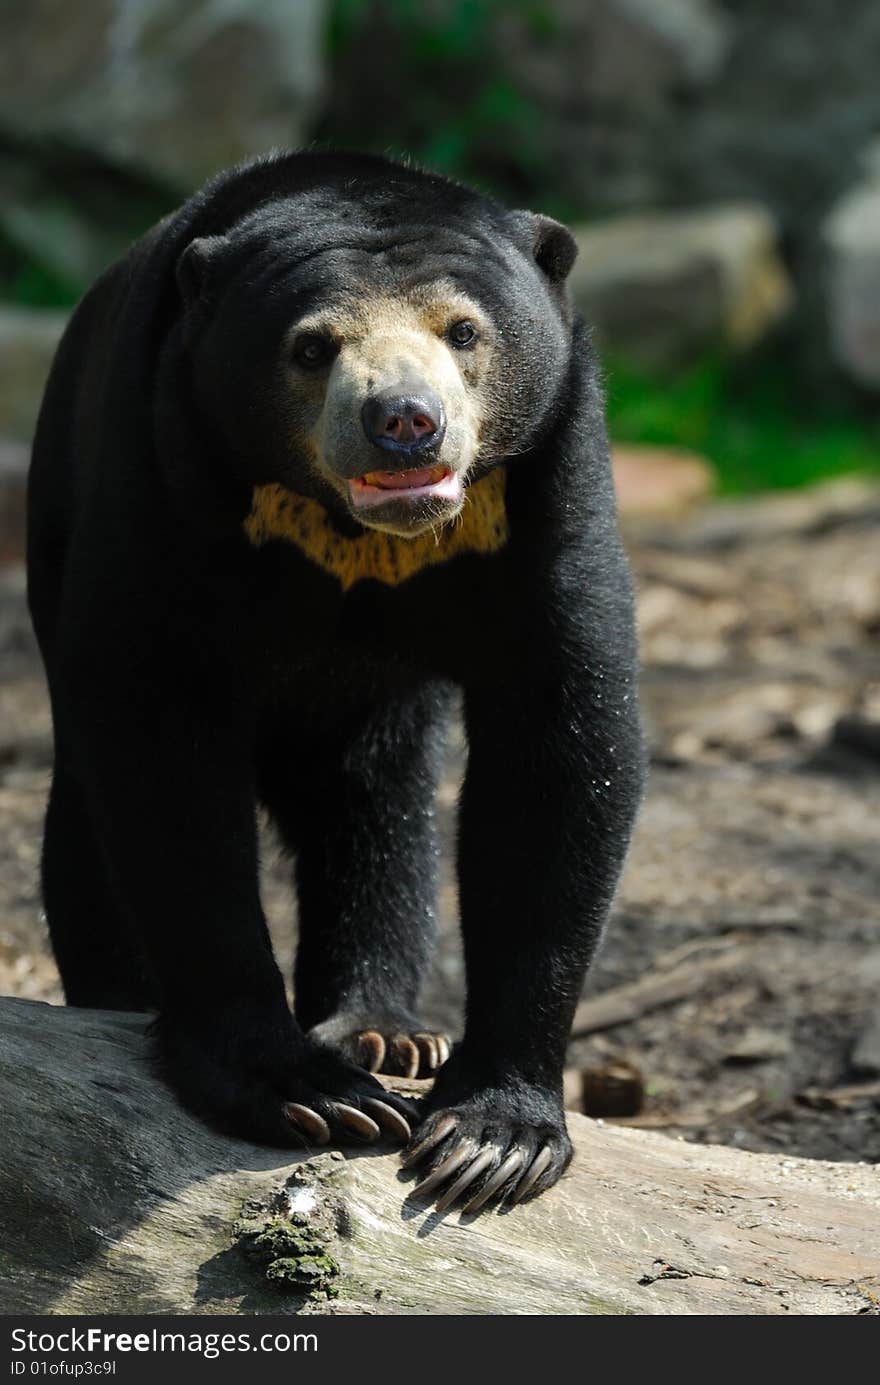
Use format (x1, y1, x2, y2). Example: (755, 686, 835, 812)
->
(175, 235, 228, 307)
(513, 211, 578, 285)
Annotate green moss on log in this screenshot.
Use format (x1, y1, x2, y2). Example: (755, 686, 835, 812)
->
(233, 1212, 340, 1300)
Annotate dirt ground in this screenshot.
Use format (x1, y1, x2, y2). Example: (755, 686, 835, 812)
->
(1, 478, 878, 1165)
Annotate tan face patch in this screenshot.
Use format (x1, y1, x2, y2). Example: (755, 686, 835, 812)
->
(244, 467, 508, 590)
(284, 286, 495, 521)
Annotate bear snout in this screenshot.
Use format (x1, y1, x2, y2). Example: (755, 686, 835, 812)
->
(361, 390, 446, 455)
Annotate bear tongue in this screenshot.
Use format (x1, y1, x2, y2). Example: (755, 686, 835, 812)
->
(360, 465, 448, 490)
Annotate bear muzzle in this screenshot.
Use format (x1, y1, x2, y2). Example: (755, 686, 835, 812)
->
(335, 386, 460, 527)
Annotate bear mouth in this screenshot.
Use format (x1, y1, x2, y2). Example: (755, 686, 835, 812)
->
(347, 464, 462, 512)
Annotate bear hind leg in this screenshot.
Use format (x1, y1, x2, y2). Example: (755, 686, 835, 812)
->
(261, 685, 453, 1080)
(42, 764, 159, 1011)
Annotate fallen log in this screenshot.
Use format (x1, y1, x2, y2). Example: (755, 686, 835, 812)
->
(0, 997, 877, 1316)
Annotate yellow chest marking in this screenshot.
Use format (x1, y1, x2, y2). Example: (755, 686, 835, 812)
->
(243, 469, 508, 591)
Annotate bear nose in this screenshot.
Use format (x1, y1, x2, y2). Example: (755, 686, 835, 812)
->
(361, 391, 446, 454)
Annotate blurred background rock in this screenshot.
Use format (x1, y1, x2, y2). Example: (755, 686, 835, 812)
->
(0, 1, 878, 1160)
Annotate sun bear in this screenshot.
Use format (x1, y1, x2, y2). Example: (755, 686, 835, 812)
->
(27, 150, 644, 1213)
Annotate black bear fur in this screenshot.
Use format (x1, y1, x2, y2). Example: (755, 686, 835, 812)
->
(27, 150, 645, 1209)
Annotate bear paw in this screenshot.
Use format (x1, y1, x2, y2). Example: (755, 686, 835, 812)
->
(156, 1010, 418, 1148)
(401, 1080, 572, 1214)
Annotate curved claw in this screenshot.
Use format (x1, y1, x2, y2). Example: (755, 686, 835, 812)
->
(412, 1140, 477, 1200)
(356, 1031, 386, 1073)
(509, 1144, 555, 1205)
(461, 1149, 525, 1214)
(283, 1103, 331, 1145)
(362, 1098, 411, 1143)
(331, 1102, 381, 1142)
(377, 1088, 420, 1121)
(414, 1033, 439, 1071)
(433, 1146, 497, 1215)
(391, 1035, 420, 1079)
(435, 1035, 452, 1067)
(402, 1112, 459, 1169)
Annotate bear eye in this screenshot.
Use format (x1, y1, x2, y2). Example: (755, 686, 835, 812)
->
(292, 332, 335, 369)
(447, 319, 477, 348)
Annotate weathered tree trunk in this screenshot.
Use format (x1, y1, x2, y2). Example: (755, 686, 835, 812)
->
(0, 997, 877, 1316)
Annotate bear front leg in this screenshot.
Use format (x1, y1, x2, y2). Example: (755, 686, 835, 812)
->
(403, 668, 644, 1212)
(64, 669, 415, 1149)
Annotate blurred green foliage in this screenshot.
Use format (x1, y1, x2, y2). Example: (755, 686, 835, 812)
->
(320, 0, 574, 216)
(0, 232, 81, 308)
(605, 356, 880, 494)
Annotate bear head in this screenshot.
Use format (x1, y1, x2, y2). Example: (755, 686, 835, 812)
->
(174, 154, 578, 538)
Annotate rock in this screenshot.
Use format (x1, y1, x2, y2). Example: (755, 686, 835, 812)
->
(0, 0, 327, 192)
(596, 0, 731, 87)
(792, 702, 848, 743)
(495, 0, 731, 208)
(0, 561, 36, 665)
(0, 308, 66, 443)
(724, 1028, 793, 1064)
(851, 1012, 880, 1076)
(613, 445, 714, 516)
(571, 205, 792, 368)
(824, 148, 880, 389)
(636, 582, 742, 673)
(563, 1066, 584, 1111)
(515, 0, 732, 108)
(644, 477, 880, 552)
(831, 715, 880, 764)
(805, 712, 880, 777)
(0, 439, 29, 566)
(632, 548, 735, 598)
